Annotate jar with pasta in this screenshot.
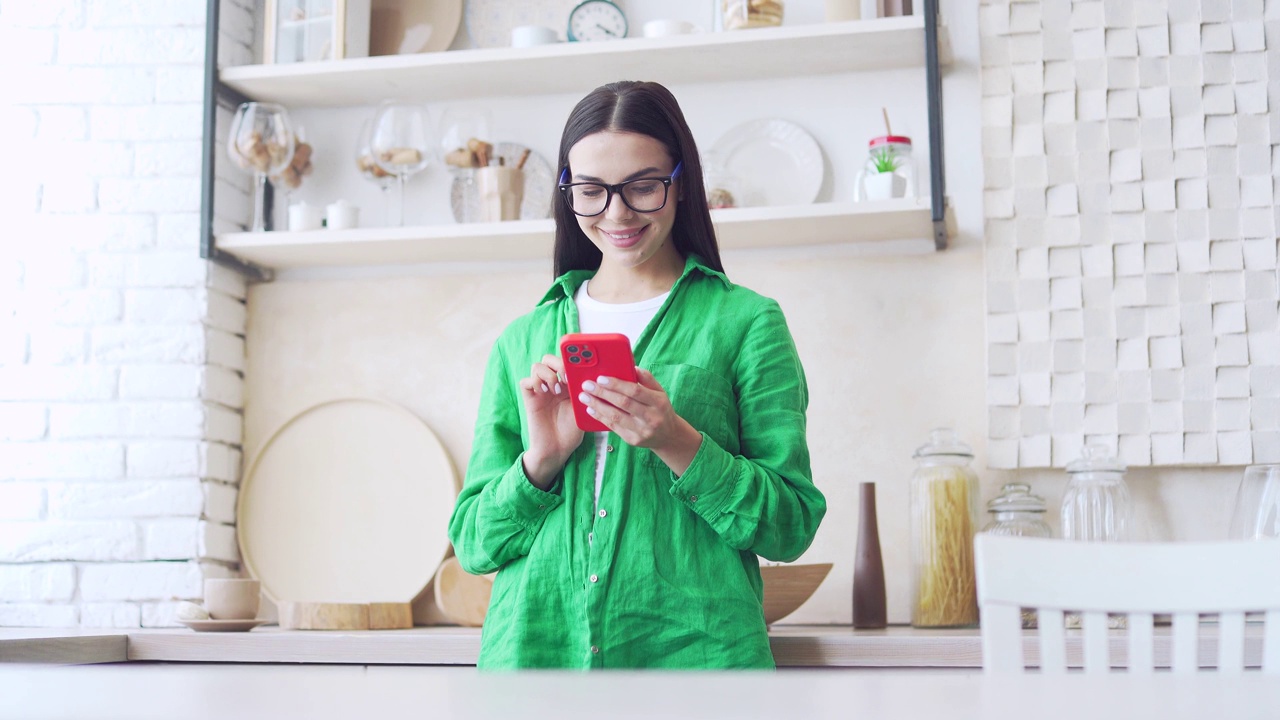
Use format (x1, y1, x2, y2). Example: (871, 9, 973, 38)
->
(720, 0, 784, 30)
(909, 428, 980, 628)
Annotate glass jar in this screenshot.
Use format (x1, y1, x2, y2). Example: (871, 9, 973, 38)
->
(983, 483, 1052, 538)
(1061, 444, 1132, 542)
(721, 0, 784, 30)
(854, 135, 916, 202)
(909, 428, 980, 628)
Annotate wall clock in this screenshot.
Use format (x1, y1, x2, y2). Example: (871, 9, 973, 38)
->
(567, 0, 628, 42)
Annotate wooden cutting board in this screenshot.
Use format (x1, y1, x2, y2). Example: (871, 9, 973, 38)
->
(432, 557, 493, 627)
(278, 601, 413, 630)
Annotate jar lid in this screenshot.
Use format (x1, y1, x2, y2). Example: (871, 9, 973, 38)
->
(1065, 443, 1126, 474)
(913, 427, 973, 458)
(869, 135, 912, 147)
(986, 483, 1047, 514)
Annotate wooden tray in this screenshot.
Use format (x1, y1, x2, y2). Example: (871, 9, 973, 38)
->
(278, 601, 413, 630)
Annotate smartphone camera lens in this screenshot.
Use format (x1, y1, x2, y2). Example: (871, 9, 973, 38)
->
(568, 356, 580, 364)
(581, 350, 593, 359)
(566, 345, 579, 353)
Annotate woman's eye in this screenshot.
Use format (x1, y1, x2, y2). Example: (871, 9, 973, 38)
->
(629, 182, 659, 195)
(578, 187, 605, 198)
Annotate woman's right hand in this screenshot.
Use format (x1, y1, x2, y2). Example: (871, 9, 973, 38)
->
(517, 354, 584, 489)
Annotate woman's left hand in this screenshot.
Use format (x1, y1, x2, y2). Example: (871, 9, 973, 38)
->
(578, 367, 704, 475)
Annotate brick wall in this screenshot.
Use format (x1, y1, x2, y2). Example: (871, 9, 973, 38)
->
(0, 0, 256, 627)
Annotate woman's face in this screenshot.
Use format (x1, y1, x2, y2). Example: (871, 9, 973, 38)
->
(565, 131, 681, 274)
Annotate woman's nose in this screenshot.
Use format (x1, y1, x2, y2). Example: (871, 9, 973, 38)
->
(604, 191, 633, 220)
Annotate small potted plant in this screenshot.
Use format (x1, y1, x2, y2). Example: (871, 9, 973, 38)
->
(861, 146, 907, 201)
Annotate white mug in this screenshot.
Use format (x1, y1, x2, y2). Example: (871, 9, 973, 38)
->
(288, 202, 324, 231)
(326, 200, 359, 230)
(643, 19, 699, 38)
(511, 25, 558, 48)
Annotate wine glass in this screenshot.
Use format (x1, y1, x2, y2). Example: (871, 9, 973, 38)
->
(356, 118, 395, 225)
(438, 109, 492, 223)
(370, 102, 432, 226)
(1228, 464, 1280, 540)
(227, 102, 295, 232)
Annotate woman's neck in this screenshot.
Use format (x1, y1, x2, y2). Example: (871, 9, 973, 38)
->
(589, 252, 684, 303)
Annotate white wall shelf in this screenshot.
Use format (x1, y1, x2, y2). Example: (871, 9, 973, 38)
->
(219, 16, 952, 107)
(216, 198, 956, 270)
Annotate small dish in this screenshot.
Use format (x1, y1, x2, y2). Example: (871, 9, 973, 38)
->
(177, 618, 269, 633)
(369, 0, 463, 55)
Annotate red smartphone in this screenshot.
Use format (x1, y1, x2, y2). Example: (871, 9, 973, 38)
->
(559, 333, 638, 433)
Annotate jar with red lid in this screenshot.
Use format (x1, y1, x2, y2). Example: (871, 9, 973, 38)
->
(854, 135, 916, 202)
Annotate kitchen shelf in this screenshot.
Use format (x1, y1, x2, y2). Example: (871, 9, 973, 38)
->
(216, 198, 956, 270)
(218, 15, 952, 107)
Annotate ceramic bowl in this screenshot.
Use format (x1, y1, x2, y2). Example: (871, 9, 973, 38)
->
(760, 563, 833, 625)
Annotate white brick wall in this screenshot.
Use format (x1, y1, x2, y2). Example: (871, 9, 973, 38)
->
(0, 0, 252, 628)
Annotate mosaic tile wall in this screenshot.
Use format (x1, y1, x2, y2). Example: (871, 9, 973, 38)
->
(979, 0, 1280, 468)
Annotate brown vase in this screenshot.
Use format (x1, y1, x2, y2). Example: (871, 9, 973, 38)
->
(852, 482, 887, 629)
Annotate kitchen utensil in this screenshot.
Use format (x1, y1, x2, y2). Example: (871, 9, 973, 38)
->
(369, 0, 462, 55)
(983, 483, 1052, 538)
(475, 165, 524, 222)
(760, 562, 832, 625)
(288, 201, 324, 231)
(450, 142, 552, 222)
(203, 579, 261, 620)
(908, 428, 980, 628)
(432, 557, 494, 627)
(1228, 464, 1280, 540)
(1061, 444, 1132, 542)
(325, 200, 360, 229)
(277, 601, 413, 630)
(709, 118, 822, 207)
(177, 619, 270, 633)
(237, 398, 457, 609)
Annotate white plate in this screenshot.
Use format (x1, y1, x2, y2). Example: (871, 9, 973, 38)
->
(177, 619, 269, 633)
(369, 0, 463, 55)
(237, 398, 457, 606)
(464, 0, 578, 48)
(708, 119, 824, 207)
(449, 142, 554, 222)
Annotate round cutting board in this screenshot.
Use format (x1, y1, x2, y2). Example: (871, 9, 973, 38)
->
(238, 398, 457, 605)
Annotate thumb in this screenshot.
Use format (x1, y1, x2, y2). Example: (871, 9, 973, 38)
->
(635, 367, 663, 391)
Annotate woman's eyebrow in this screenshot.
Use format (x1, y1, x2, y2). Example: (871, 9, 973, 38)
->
(574, 166, 664, 183)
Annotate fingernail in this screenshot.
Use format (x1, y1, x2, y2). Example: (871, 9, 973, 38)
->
(597, 376, 611, 385)
(541, 383, 549, 392)
(585, 406, 596, 416)
(582, 380, 596, 392)
(578, 393, 591, 404)
(553, 383, 562, 394)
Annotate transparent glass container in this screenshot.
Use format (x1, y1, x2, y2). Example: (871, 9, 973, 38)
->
(720, 0, 784, 30)
(983, 483, 1052, 538)
(854, 135, 916, 202)
(1061, 444, 1132, 542)
(909, 428, 980, 628)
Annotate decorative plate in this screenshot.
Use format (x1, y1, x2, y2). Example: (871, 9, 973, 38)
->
(708, 119, 824, 207)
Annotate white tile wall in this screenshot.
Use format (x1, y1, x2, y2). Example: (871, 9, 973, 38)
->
(981, 0, 1280, 468)
(0, 0, 253, 627)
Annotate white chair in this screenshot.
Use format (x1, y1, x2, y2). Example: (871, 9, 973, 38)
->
(974, 534, 1280, 674)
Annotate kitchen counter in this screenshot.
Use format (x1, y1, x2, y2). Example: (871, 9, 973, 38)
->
(0, 624, 1264, 669)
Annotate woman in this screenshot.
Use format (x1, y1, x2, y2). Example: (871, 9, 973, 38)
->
(448, 81, 826, 669)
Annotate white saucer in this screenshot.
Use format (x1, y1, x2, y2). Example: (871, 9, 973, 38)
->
(177, 618, 269, 633)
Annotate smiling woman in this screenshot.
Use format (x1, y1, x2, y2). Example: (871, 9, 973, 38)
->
(447, 80, 827, 670)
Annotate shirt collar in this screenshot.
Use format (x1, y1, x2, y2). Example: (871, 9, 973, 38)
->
(537, 254, 730, 306)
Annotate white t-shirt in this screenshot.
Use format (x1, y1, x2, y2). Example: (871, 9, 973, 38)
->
(574, 279, 668, 506)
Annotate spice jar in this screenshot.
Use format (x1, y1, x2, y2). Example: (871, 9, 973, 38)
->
(909, 428, 980, 628)
(721, 0, 784, 30)
(1061, 444, 1132, 542)
(983, 483, 1052, 538)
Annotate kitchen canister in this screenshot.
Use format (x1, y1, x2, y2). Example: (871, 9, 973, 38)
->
(1061, 444, 1132, 542)
(908, 428, 980, 628)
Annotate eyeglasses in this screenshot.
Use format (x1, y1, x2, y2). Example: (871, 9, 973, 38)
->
(557, 162, 683, 217)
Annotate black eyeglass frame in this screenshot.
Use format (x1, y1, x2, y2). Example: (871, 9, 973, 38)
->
(556, 161, 684, 217)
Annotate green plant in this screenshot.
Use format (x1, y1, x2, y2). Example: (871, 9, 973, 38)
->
(870, 147, 900, 174)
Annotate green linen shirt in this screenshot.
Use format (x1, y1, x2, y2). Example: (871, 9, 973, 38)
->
(448, 254, 827, 669)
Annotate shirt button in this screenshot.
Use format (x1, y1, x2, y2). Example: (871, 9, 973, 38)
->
(590, 574, 599, 583)
(598, 509, 607, 518)
(538, 504, 546, 509)
(591, 645, 600, 654)
(689, 495, 698, 502)
(606, 444, 614, 452)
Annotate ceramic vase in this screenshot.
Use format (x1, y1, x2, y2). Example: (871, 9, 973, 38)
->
(852, 482, 887, 628)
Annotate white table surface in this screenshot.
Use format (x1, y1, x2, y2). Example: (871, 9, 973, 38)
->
(1, 664, 1277, 720)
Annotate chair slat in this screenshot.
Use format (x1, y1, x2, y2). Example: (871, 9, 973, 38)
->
(1127, 612, 1153, 674)
(1038, 608, 1066, 674)
(981, 603, 1024, 674)
(1217, 611, 1245, 674)
(1082, 611, 1109, 674)
(1265, 610, 1279, 675)
(1172, 612, 1199, 675)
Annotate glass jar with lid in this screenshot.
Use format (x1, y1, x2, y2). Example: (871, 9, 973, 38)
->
(909, 428, 980, 628)
(983, 483, 1052, 538)
(1061, 444, 1132, 542)
(720, 0, 784, 30)
(854, 135, 916, 202)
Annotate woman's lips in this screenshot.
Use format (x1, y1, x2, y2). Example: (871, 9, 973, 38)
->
(600, 225, 646, 248)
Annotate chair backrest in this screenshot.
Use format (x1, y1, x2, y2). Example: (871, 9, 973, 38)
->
(974, 534, 1280, 675)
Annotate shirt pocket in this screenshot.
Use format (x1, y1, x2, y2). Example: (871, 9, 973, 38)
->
(641, 363, 737, 469)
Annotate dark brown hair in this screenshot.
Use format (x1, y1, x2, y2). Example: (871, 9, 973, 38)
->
(552, 80, 724, 277)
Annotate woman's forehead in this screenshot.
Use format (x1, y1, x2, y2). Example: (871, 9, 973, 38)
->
(568, 131, 671, 169)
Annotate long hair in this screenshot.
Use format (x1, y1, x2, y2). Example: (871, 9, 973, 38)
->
(552, 81, 724, 278)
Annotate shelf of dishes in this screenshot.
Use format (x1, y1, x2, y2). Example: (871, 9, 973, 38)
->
(215, 198, 956, 270)
(219, 15, 952, 107)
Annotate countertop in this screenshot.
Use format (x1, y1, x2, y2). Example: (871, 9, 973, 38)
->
(0, 624, 1265, 669)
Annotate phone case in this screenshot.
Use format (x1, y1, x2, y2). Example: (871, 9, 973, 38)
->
(559, 333, 638, 433)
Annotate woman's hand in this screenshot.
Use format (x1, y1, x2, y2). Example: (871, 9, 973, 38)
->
(577, 368, 704, 476)
(518, 354, 584, 489)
